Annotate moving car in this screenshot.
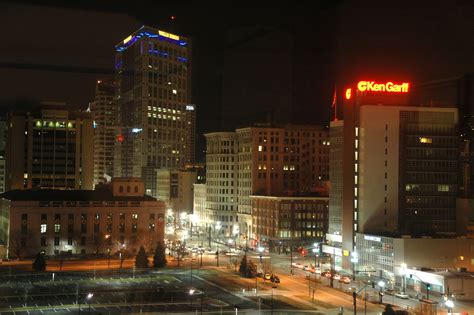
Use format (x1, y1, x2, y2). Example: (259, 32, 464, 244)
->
(270, 274, 280, 283)
(339, 276, 351, 284)
(395, 292, 409, 299)
(264, 273, 272, 280)
(322, 271, 332, 278)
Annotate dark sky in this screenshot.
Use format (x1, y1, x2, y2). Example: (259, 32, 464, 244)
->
(0, 0, 472, 141)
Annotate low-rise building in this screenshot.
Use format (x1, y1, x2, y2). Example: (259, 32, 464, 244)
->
(251, 195, 329, 253)
(2, 178, 165, 258)
(354, 232, 474, 285)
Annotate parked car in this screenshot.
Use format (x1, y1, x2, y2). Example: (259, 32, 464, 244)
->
(332, 273, 341, 280)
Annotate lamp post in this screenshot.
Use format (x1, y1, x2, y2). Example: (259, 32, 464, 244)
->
(350, 251, 359, 281)
(445, 299, 454, 315)
(378, 280, 385, 303)
(86, 293, 93, 314)
(258, 246, 264, 263)
(400, 263, 407, 294)
(312, 243, 320, 268)
(119, 244, 126, 270)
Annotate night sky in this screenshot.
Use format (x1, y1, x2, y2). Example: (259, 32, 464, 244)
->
(0, 0, 472, 159)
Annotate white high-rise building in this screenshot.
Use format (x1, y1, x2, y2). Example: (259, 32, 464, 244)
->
(90, 80, 115, 187)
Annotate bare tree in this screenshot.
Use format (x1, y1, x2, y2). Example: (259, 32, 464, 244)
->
(88, 231, 107, 255)
(9, 231, 25, 259)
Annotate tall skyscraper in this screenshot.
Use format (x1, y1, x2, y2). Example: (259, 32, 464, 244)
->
(90, 80, 115, 187)
(6, 102, 93, 190)
(325, 81, 459, 270)
(114, 26, 194, 196)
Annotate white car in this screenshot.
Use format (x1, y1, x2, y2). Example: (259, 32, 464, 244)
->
(395, 292, 409, 299)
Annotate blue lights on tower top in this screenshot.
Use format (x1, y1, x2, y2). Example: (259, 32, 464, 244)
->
(116, 26, 188, 52)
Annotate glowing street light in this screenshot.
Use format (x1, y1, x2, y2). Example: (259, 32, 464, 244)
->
(258, 246, 264, 263)
(445, 299, 454, 314)
(86, 293, 93, 314)
(378, 280, 385, 303)
(400, 263, 407, 293)
(350, 251, 359, 280)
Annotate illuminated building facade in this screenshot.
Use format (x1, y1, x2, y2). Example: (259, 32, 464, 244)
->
(114, 26, 194, 196)
(3, 178, 165, 258)
(192, 183, 207, 231)
(204, 132, 238, 240)
(6, 102, 93, 191)
(251, 195, 328, 252)
(325, 81, 459, 271)
(90, 80, 116, 187)
(236, 125, 329, 243)
(155, 168, 197, 214)
(204, 125, 329, 246)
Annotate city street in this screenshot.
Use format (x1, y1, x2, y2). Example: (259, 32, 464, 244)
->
(2, 237, 474, 314)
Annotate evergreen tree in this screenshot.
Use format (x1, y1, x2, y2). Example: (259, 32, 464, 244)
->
(239, 255, 247, 274)
(153, 241, 167, 268)
(239, 255, 257, 278)
(135, 246, 149, 269)
(32, 252, 46, 271)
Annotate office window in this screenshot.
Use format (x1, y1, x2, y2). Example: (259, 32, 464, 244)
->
(40, 224, 47, 234)
(54, 224, 60, 233)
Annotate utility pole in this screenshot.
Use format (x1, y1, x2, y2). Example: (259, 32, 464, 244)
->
(290, 243, 294, 275)
(208, 226, 212, 248)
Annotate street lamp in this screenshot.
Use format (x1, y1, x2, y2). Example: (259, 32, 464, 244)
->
(258, 246, 264, 263)
(400, 263, 407, 294)
(119, 244, 126, 270)
(86, 293, 93, 314)
(312, 243, 320, 268)
(350, 251, 359, 280)
(378, 280, 385, 303)
(445, 299, 454, 314)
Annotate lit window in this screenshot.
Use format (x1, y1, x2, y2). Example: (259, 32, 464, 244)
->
(54, 224, 60, 233)
(355, 127, 359, 137)
(132, 213, 138, 220)
(40, 224, 47, 234)
(258, 145, 262, 152)
(419, 137, 432, 144)
(172, 89, 177, 94)
(437, 184, 449, 192)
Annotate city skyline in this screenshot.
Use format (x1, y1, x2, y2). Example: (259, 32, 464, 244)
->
(0, 2, 472, 314)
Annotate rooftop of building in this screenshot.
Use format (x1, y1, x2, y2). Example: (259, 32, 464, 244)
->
(0, 188, 156, 202)
(116, 25, 188, 52)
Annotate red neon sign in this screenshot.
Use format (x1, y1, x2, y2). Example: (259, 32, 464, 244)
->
(357, 81, 409, 93)
(345, 88, 352, 100)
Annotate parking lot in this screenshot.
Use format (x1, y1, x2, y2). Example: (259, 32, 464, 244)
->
(0, 269, 269, 314)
